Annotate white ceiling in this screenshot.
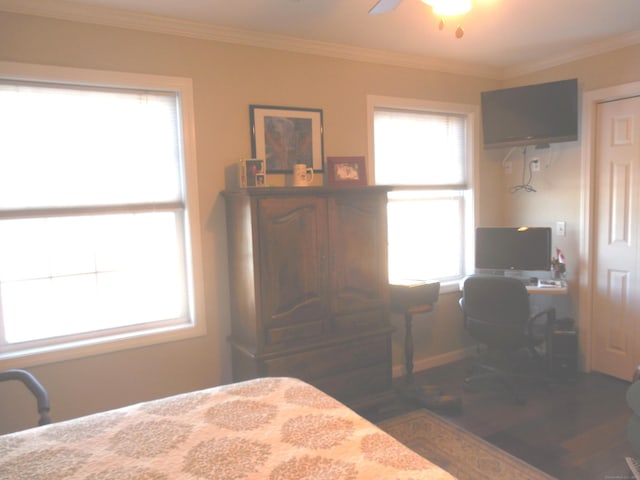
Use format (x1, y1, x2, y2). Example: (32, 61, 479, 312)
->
(3, 0, 640, 78)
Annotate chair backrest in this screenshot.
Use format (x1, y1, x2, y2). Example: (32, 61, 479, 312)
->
(0, 369, 51, 426)
(460, 275, 531, 348)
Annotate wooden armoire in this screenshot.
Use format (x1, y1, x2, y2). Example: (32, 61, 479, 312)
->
(223, 186, 394, 410)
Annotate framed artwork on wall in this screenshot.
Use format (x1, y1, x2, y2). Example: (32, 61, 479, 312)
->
(326, 156, 367, 186)
(250, 105, 324, 174)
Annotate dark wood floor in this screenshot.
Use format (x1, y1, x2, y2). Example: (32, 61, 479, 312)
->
(365, 360, 636, 480)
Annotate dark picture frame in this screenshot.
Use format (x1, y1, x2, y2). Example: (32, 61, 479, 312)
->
(250, 105, 324, 174)
(327, 156, 368, 186)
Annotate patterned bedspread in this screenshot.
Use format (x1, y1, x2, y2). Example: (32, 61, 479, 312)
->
(0, 376, 455, 479)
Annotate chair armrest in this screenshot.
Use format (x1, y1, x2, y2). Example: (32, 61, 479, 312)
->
(526, 307, 556, 337)
(0, 369, 51, 425)
(458, 297, 468, 328)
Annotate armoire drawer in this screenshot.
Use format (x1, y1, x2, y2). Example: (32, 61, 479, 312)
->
(263, 334, 390, 380)
(265, 320, 324, 345)
(313, 362, 392, 402)
(332, 310, 387, 333)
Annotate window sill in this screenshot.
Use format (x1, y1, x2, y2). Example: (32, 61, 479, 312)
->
(0, 321, 206, 370)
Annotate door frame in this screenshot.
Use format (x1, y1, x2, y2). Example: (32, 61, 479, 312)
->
(579, 81, 640, 373)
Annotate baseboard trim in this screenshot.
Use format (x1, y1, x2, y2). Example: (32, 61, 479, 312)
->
(392, 347, 477, 378)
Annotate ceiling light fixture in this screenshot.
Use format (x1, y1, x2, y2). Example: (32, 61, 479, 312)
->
(368, 0, 471, 38)
(420, 0, 470, 38)
(420, 0, 471, 16)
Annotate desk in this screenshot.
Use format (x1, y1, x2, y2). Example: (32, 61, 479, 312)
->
(526, 281, 571, 322)
(526, 282, 568, 295)
(461, 276, 571, 317)
(461, 277, 568, 295)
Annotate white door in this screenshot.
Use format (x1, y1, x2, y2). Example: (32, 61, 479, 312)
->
(592, 95, 640, 381)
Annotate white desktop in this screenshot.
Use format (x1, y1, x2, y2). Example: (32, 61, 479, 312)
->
(526, 278, 568, 295)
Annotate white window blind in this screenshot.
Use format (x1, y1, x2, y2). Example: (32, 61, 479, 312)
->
(0, 82, 182, 208)
(374, 108, 467, 186)
(0, 66, 204, 365)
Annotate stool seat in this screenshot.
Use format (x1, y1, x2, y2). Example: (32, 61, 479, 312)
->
(406, 304, 434, 316)
(390, 281, 439, 313)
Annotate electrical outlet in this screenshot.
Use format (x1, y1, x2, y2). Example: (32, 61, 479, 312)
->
(503, 161, 512, 175)
(531, 158, 540, 172)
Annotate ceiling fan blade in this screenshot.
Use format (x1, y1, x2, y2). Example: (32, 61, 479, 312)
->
(368, 0, 403, 15)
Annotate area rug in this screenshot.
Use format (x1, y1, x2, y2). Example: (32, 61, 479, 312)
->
(378, 409, 556, 480)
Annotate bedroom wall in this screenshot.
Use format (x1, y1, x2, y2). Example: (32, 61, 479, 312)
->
(494, 44, 640, 332)
(0, 10, 500, 433)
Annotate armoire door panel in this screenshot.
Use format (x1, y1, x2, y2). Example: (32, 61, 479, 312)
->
(329, 194, 388, 313)
(257, 197, 330, 329)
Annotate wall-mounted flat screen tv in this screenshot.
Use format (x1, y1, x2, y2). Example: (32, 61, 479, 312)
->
(475, 227, 552, 272)
(481, 78, 578, 149)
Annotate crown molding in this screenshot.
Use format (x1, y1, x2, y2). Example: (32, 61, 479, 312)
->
(0, 0, 502, 79)
(504, 30, 640, 79)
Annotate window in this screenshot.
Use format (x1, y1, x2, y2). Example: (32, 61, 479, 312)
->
(0, 62, 205, 367)
(368, 96, 477, 288)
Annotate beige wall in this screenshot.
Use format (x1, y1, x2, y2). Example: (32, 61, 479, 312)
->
(496, 44, 640, 323)
(1, 9, 639, 434)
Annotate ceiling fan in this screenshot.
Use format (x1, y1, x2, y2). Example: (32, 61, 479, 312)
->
(369, 0, 471, 38)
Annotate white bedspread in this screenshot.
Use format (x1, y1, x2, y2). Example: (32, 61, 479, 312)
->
(0, 376, 455, 479)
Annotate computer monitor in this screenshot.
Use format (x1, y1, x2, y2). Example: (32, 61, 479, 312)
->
(475, 227, 552, 273)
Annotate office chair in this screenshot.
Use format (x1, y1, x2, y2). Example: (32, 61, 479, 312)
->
(0, 369, 51, 426)
(459, 275, 556, 403)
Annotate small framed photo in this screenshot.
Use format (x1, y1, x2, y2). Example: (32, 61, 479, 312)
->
(250, 105, 324, 174)
(240, 159, 266, 188)
(327, 156, 367, 186)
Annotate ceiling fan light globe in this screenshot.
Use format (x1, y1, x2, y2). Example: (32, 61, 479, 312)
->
(422, 0, 472, 16)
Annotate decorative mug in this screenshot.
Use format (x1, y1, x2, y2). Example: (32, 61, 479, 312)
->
(293, 164, 314, 186)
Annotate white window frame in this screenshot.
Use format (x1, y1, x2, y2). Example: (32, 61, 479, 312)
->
(366, 95, 479, 293)
(0, 62, 206, 369)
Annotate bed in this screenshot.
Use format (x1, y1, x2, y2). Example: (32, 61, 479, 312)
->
(0, 376, 455, 479)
